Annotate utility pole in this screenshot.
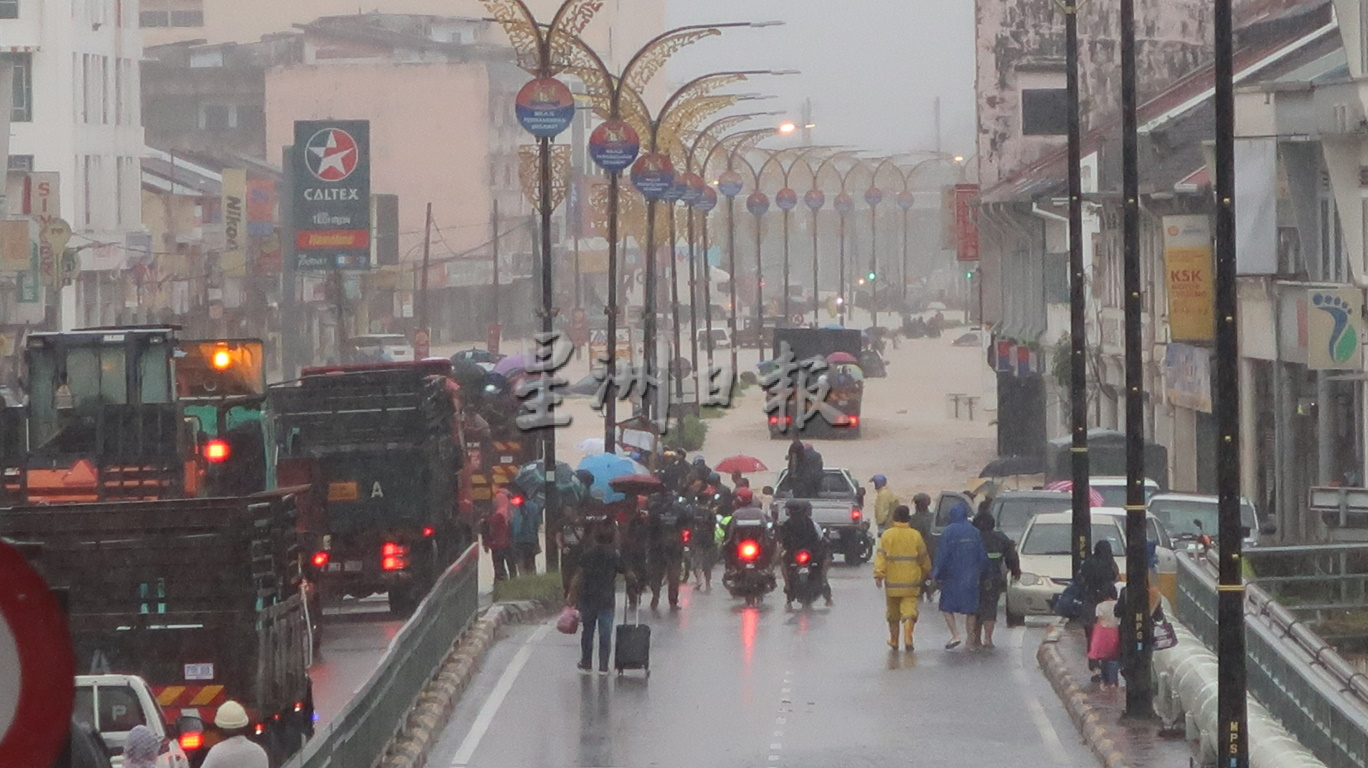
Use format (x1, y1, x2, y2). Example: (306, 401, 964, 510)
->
(802, 98, 813, 146)
(1120, 0, 1155, 720)
(1214, 0, 1249, 761)
(419, 202, 432, 351)
(281, 145, 300, 377)
(492, 199, 501, 343)
(1065, 1, 1092, 581)
(539, 133, 560, 575)
(934, 96, 942, 154)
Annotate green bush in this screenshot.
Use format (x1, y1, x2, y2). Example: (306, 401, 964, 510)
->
(664, 414, 709, 451)
(492, 572, 564, 604)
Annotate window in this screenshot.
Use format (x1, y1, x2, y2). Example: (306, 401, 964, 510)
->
(169, 10, 203, 27)
(236, 104, 264, 131)
(202, 104, 231, 130)
(1021, 88, 1069, 136)
(139, 10, 168, 26)
(0, 1, 17, 20)
(0, 53, 31, 122)
(101, 56, 109, 125)
(8, 154, 32, 172)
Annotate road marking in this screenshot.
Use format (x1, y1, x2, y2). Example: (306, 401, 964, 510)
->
(1013, 665, 1071, 765)
(449, 624, 551, 767)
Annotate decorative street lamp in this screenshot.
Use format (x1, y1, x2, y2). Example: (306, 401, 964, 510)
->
(756, 146, 836, 329)
(807, 151, 859, 325)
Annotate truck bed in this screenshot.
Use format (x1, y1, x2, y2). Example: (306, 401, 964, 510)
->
(0, 491, 310, 719)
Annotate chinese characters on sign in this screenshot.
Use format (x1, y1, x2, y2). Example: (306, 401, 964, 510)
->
(515, 332, 574, 430)
(761, 342, 848, 429)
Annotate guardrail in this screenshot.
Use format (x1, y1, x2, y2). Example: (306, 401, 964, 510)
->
(285, 544, 480, 768)
(1175, 553, 1368, 768)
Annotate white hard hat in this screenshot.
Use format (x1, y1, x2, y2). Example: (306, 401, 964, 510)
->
(215, 700, 251, 730)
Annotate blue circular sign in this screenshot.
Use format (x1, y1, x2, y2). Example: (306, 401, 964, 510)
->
(663, 180, 686, 203)
(747, 191, 771, 218)
(681, 173, 705, 206)
(865, 187, 884, 207)
(630, 153, 676, 199)
(804, 189, 826, 212)
(516, 77, 576, 138)
(897, 191, 916, 210)
(834, 192, 855, 215)
(588, 120, 640, 173)
(695, 186, 718, 213)
(717, 171, 745, 199)
(775, 188, 799, 212)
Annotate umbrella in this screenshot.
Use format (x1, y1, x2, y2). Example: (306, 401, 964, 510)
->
(609, 474, 667, 495)
(979, 455, 1044, 478)
(453, 348, 502, 365)
(575, 437, 606, 455)
(715, 455, 768, 474)
(493, 353, 528, 375)
(577, 453, 639, 504)
(826, 351, 858, 364)
(1043, 480, 1105, 507)
(513, 460, 579, 500)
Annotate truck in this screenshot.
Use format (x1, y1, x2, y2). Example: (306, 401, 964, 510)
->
(3, 491, 314, 766)
(767, 467, 873, 564)
(766, 328, 864, 439)
(267, 359, 473, 615)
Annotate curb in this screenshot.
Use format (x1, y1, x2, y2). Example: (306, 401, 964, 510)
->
(1037, 622, 1132, 768)
(379, 598, 559, 768)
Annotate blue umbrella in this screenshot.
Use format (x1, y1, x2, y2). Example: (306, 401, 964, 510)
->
(577, 453, 638, 504)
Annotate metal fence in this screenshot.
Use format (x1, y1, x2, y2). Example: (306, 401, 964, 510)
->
(1175, 553, 1368, 768)
(285, 544, 481, 768)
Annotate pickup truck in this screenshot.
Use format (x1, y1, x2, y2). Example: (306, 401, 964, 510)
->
(767, 467, 873, 564)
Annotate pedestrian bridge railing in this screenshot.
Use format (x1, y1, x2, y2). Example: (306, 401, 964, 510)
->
(284, 545, 480, 768)
(1174, 552, 1368, 768)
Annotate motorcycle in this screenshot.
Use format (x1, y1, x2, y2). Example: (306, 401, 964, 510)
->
(785, 548, 824, 608)
(722, 535, 776, 607)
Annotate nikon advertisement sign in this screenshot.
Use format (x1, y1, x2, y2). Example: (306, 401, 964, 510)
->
(292, 120, 371, 270)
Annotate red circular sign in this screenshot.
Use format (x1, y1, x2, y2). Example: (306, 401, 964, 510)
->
(0, 540, 75, 768)
(775, 188, 799, 212)
(304, 128, 361, 182)
(865, 187, 884, 207)
(747, 191, 771, 217)
(834, 192, 855, 214)
(804, 189, 826, 212)
(897, 191, 916, 210)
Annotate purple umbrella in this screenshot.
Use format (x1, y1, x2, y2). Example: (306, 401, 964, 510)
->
(493, 353, 528, 375)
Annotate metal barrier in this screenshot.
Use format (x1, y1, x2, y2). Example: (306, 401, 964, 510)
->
(1175, 553, 1368, 768)
(285, 544, 481, 768)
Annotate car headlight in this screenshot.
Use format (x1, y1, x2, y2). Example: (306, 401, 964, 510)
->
(1018, 572, 1040, 586)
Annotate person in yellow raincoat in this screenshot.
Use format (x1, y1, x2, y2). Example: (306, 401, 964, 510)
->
(870, 475, 899, 533)
(874, 504, 933, 651)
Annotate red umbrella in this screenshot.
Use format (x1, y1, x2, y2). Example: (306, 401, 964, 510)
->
(609, 474, 667, 495)
(826, 351, 858, 364)
(715, 455, 769, 474)
(1043, 480, 1105, 507)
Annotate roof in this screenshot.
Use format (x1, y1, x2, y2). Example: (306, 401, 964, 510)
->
(981, 13, 1339, 205)
(141, 150, 221, 197)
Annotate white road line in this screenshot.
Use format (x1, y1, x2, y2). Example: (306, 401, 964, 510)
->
(1013, 665, 1071, 765)
(449, 624, 551, 767)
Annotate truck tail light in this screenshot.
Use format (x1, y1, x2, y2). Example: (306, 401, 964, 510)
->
(179, 732, 204, 751)
(423, 526, 435, 537)
(203, 439, 231, 463)
(312, 551, 330, 568)
(382, 542, 409, 571)
(850, 508, 862, 522)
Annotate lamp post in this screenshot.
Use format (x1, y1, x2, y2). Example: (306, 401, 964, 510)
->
(864, 183, 884, 328)
(747, 186, 771, 362)
(481, 0, 606, 574)
(805, 150, 858, 325)
(831, 160, 867, 326)
(894, 153, 965, 314)
(756, 146, 835, 329)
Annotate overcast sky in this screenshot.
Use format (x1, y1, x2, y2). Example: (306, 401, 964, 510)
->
(665, 0, 977, 158)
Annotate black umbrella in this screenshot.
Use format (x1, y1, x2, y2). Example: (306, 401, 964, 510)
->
(979, 455, 1044, 478)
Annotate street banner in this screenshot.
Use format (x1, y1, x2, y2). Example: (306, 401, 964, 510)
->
(747, 192, 770, 218)
(246, 178, 276, 236)
(717, 171, 744, 199)
(0, 220, 28, 271)
(589, 120, 640, 173)
(221, 169, 247, 278)
(834, 193, 854, 215)
(865, 187, 884, 207)
(26, 173, 59, 285)
(292, 120, 372, 270)
(630, 154, 676, 200)
(897, 191, 916, 210)
(1162, 215, 1214, 343)
(954, 184, 980, 262)
(775, 188, 798, 212)
(695, 186, 718, 213)
(1163, 343, 1212, 413)
(805, 189, 826, 212)
(516, 78, 575, 139)
(1307, 286, 1364, 370)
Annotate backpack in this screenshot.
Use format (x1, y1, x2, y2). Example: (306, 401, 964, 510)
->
(1054, 582, 1084, 619)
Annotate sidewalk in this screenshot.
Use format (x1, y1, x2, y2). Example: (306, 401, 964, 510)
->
(1038, 622, 1197, 768)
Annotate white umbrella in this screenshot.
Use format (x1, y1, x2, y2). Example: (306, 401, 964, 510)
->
(575, 437, 606, 455)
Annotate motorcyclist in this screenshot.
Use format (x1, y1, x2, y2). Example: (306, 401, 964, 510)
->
(620, 500, 650, 609)
(709, 472, 733, 513)
(645, 492, 694, 610)
(779, 500, 833, 608)
(724, 487, 772, 568)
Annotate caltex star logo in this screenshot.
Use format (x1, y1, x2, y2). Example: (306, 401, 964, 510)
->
(305, 128, 359, 182)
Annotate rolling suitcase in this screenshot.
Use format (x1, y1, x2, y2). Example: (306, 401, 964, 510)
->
(614, 591, 651, 677)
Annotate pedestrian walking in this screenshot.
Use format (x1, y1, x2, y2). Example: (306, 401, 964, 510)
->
(870, 475, 898, 533)
(569, 524, 634, 673)
(200, 701, 269, 768)
(483, 488, 515, 581)
(1089, 585, 1122, 688)
(909, 494, 936, 601)
(122, 725, 162, 768)
(510, 491, 543, 575)
(930, 501, 991, 649)
(968, 509, 1020, 650)
(620, 500, 650, 610)
(646, 493, 693, 610)
(691, 503, 720, 592)
(873, 505, 933, 651)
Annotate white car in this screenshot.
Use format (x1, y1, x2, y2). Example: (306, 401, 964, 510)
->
(1005, 511, 1126, 624)
(1089, 476, 1161, 508)
(74, 675, 199, 768)
(698, 327, 732, 349)
(349, 333, 415, 362)
(1147, 492, 1272, 548)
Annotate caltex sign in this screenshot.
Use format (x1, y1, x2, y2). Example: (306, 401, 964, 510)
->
(293, 120, 372, 270)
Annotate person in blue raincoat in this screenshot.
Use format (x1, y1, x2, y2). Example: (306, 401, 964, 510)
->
(510, 490, 544, 575)
(931, 501, 991, 649)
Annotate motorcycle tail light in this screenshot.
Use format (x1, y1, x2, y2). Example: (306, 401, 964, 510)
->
(795, 550, 811, 565)
(681, 529, 692, 544)
(850, 509, 861, 521)
(312, 551, 330, 568)
(738, 540, 760, 562)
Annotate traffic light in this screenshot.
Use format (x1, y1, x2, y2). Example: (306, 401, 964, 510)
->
(867, 271, 877, 281)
